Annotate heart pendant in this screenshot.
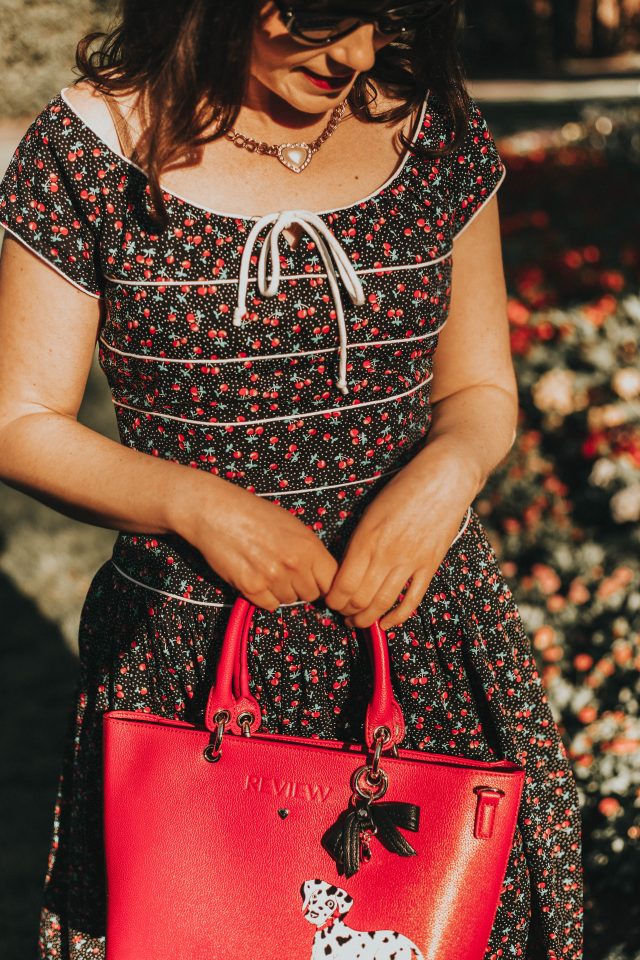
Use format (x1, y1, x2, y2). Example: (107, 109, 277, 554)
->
(276, 142, 312, 174)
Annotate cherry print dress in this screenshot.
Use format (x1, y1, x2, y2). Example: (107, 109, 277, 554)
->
(0, 85, 584, 960)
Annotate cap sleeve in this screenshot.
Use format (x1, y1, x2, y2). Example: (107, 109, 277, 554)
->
(0, 97, 103, 298)
(448, 96, 506, 240)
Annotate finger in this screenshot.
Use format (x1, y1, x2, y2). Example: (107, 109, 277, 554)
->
(273, 551, 333, 607)
(292, 568, 335, 605)
(323, 543, 371, 611)
(282, 549, 340, 607)
(292, 588, 316, 605)
(268, 566, 307, 606)
(313, 552, 340, 598)
(245, 586, 288, 613)
(342, 567, 407, 626)
(379, 570, 431, 630)
(347, 568, 411, 629)
(241, 557, 297, 609)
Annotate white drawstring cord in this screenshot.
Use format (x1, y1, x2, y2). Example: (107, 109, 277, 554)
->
(233, 210, 366, 395)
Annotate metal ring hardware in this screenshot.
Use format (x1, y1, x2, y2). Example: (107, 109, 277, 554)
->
(238, 711, 255, 738)
(370, 725, 391, 781)
(203, 743, 221, 763)
(203, 709, 231, 763)
(352, 763, 389, 800)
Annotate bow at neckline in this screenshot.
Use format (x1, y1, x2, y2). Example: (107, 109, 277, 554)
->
(233, 210, 366, 395)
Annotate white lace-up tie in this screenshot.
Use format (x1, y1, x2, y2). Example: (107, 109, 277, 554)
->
(233, 210, 366, 395)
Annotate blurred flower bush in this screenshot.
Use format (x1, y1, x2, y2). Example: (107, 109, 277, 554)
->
(479, 99, 640, 958)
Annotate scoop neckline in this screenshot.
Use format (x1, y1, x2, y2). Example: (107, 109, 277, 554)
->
(58, 85, 430, 222)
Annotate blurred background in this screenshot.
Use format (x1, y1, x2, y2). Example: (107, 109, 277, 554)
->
(1, 2, 639, 958)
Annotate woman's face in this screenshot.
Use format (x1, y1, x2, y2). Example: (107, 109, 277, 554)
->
(250, 2, 400, 114)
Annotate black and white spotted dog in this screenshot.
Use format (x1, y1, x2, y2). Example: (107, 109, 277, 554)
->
(301, 879, 424, 960)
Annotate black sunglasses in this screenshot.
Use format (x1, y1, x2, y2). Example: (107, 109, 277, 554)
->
(273, 1, 455, 46)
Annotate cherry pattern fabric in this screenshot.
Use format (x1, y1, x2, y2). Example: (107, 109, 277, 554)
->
(0, 86, 583, 960)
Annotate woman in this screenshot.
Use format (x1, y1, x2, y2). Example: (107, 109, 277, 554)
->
(0, 1, 583, 958)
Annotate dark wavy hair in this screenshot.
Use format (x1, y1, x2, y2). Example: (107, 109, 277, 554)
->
(72, 0, 471, 231)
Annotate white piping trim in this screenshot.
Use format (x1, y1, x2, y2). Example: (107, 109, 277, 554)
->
(253, 465, 402, 496)
(110, 560, 236, 607)
(0, 219, 103, 300)
(59, 87, 430, 222)
(112, 372, 432, 426)
(98, 318, 448, 365)
(451, 166, 507, 242)
(101, 253, 452, 287)
(108, 506, 472, 609)
(450, 505, 472, 547)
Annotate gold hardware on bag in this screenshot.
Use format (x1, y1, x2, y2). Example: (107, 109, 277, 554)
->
(352, 763, 389, 801)
(372, 725, 399, 757)
(370, 726, 391, 782)
(203, 709, 231, 763)
(238, 711, 255, 738)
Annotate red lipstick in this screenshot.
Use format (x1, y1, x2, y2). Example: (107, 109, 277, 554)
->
(299, 67, 354, 90)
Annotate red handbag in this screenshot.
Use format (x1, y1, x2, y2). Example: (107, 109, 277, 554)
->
(103, 596, 525, 960)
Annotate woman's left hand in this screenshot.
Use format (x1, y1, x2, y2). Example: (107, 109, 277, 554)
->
(322, 450, 476, 632)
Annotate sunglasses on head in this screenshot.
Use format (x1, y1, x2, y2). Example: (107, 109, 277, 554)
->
(273, 0, 456, 46)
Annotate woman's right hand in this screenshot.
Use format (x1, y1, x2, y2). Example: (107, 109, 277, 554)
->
(175, 473, 339, 612)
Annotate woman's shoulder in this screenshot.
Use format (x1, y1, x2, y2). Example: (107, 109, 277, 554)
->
(62, 79, 139, 156)
(0, 81, 107, 298)
(62, 80, 113, 132)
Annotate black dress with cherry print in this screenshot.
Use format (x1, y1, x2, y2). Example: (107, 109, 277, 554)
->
(0, 85, 583, 960)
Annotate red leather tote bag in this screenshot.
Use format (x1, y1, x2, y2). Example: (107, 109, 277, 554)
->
(103, 596, 525, 960)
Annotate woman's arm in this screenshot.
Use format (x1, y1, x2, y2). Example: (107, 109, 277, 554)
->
(0, 235, 338, 609)
(401, 190, 518, 501)
(0, 233, 210, 536)
(324, 193, 518, 630)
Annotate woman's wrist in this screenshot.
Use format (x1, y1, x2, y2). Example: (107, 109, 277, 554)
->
(162, 464, 221, 543)
(409, 386, 518, 504)
(399, 433, 485, 507)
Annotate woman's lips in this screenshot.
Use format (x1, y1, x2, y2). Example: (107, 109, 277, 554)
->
(299, 66, 354, 90)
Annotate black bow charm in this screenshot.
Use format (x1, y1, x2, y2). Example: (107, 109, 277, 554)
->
(322, 797, 420, 878)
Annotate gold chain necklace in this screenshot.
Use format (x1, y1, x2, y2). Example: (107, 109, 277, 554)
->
(224, 99, 347, 174)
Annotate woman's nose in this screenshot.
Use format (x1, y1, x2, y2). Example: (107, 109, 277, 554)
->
(327, 23, 378, 74)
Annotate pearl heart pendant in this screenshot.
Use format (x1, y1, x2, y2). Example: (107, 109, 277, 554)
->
(276, 142, 312, 174)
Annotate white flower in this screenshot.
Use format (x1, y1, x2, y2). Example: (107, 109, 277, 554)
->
(623, 295, 640, 324)
(610, 484, 640, 523)
(532, 369, 576, 415)
(588, 404, 629, 430)
(590, 458, 618, 488)
(612, 367, 640, 400)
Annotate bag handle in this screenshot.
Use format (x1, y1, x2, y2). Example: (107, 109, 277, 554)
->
(205, 596, 406, 751)
(204, 598, 259, 732)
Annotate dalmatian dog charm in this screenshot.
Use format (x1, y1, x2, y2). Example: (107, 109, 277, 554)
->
(301, 879, 424, 960)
